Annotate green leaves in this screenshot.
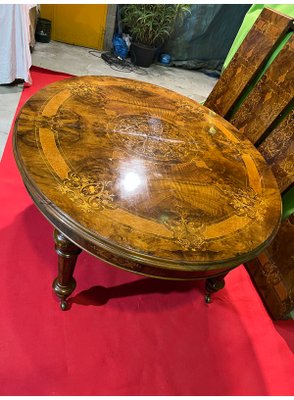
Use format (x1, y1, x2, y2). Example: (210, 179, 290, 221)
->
(121, 4, 191, 47)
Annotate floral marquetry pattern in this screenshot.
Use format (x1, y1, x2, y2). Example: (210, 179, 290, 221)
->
(35, 109, 84, 143)
(69, 82, 107, 107)
(227, 187, 262, 219)
(258, 109, 294, 193)
(108, 114, 194, 162)
(262, 260, 282, 286)
(57, 172, 116, 213)
(176, 100, 206, 122)
(213, 129, 253, 162)
(215, 181, 266, 220)
(165, 217, 207, 252)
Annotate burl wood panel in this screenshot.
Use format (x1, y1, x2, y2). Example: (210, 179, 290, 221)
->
(204, 7, 293, 117)
(258, 109, 294, 194)
(245, 215, 294, 320)
(13, 76, 281, 279)
(230, 34, 294, 144)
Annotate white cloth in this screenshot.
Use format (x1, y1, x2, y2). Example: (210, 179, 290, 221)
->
(0, 5, 34, 84)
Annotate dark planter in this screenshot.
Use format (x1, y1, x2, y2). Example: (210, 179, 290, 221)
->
(130, 42, 157, 68)
(35, 18, 52, 43)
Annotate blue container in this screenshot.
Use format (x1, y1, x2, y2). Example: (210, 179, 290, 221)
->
(159, 53, 171, 65)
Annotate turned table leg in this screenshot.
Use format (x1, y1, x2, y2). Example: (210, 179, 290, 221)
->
(205, 272, 229, 303)
(52, 229, 82, 310)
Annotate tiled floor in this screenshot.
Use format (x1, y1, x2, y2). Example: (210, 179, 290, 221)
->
(0, 40, 217, 160)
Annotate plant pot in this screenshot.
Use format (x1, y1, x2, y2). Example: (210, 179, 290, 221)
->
(130, 42, 157, 68)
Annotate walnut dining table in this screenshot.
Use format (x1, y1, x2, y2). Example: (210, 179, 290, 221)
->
(13, 76, 281, 310)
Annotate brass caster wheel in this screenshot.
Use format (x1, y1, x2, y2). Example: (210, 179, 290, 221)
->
(60, 300, 68, 311)
(205, 294, 212, 304)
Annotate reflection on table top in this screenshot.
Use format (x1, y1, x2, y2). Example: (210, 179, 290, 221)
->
(13, 75, 281, 270)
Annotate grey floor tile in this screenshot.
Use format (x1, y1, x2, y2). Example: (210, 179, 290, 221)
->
(0, 84, 23, 158)
(0, 131, 9, 161)
(32, 41, 217, 102)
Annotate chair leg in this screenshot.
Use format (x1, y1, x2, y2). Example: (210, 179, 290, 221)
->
(52, 229, 82, 310)
(205, 272, 228, 303)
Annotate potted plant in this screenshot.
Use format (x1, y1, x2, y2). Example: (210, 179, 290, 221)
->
(121, 4, 190, 68)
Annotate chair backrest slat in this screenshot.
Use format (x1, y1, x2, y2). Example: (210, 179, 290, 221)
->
(204, 7, 293, 118)
(230, 34, 294, 144)
(204, 7, 294, 195)
(258, 109, 294, 194)
(209, 7, 294, 311)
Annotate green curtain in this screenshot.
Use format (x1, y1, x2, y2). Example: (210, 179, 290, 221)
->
(162, 4, 250, 72)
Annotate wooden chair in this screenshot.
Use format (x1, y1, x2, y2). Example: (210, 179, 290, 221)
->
(204, 7, 294, 319)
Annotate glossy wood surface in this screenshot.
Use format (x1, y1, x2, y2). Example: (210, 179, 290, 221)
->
(204, 7, 293, 118)
(13, 76, 281, 278)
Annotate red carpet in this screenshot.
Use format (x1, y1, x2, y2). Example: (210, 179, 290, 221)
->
(0, 66, 293, 395)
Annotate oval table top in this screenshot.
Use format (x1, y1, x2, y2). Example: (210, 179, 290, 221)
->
(13, 76, 281, 276)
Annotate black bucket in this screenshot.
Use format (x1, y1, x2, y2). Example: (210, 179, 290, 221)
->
(35, 18, 52, 43)
(130, 42, 157, 68)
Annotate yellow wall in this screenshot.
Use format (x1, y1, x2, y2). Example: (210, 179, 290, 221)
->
(40, 5, 108, 50)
